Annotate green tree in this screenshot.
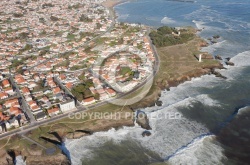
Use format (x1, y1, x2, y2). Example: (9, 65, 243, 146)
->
(94, 93, 100, 100)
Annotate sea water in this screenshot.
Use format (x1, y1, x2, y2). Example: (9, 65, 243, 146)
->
(65, 0, 250, 164)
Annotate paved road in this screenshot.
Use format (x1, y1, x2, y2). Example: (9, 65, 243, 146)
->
(54, 77, 82, 106)
(0, 73, 156, 140)
(0, 29, 160, 140)
(0, 15, 160, 141)
(27, 5, 116, 72)
(9, 74, 36, 123)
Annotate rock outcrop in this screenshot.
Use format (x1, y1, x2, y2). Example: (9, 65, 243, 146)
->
(136, 111, 151, 130)
(142, 131, 152, 137)
(215, 55, 222, 60)
(225, 61, 235, 66)
(211, 69, 227, 79)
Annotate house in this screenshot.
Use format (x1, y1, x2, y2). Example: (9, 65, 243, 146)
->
(4, 99, 19, 108)
(48, 81, 56, 88)
(16, 76, 26, 85)
(44, 90, 52, 94)
(9, 107, 22, 116)
(96, 88, 105, 94)
(21, 87, 30, 95)
(59, 74, 66, 80)
(53, 87, 61, 94)
(2, 79, 10, 88)
(99, 93, 109, 100)
(33, 75, 40, 82)
(105, 88, 116, 97)
(82, 97, 95, 105)
(27, 100, 41, 112)
(0, 92, 8, 99)
(47, 107, 60, 116)
(40, 96, 49, 103)
(59, 99, 75, 112)
(23, 70, 30, 76)
(7, 116, 19, 128)
(65, 82, 73, 89)
(54, 93, 64, 101)
(29, 82, 37, 89)
(4, 87, 14, 95)
(28, 100, 37, 108)
(25, 95, 33, 101)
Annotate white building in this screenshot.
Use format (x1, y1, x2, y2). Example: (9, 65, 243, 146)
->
(59, 99, 75, 112)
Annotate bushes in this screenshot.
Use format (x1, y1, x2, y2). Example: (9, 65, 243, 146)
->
(149, 26, 194, 47)
(71, 80, 94, 101)
(79, 14, 92, 22)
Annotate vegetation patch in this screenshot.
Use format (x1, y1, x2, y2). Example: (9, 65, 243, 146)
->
(149, 26, 194, 47)
(71, 79, 94, 101)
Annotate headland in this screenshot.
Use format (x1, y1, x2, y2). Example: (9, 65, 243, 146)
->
(0, 0, 224, 164)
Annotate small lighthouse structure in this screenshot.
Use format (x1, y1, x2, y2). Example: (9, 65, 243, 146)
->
(199, 54, 202, 62)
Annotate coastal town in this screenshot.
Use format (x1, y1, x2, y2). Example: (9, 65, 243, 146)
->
(0, 0, 156, 134)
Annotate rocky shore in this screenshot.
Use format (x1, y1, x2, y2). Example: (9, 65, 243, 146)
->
(132, 66, 224, 109)
(0, 149, 70, 165)
(131, 34, 225, 109)
(0, 1, 228, 165)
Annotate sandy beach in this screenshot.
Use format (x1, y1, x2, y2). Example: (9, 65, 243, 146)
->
(102, 0, 128, 8)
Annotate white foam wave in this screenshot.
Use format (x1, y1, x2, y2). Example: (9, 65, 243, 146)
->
(64, 59, 245, 165)
(192, 20, 206, 30)
(161, 16, 176, 24)
(230, 51, 250, 67)
(237, 106, 250, 116)
(158, 76, 221, 108)
(201, 40, 228, 54)
(139, 104, 209, 158)
(215, 51, 250, 80)
(167, 135, 226, 165)
(65, 126, 144, 165)
(188, 5, 249, 32)
(142, 78, 222, 114)
(66, 89, 222, 164)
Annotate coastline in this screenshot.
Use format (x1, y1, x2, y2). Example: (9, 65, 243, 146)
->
(0, 1, 225, 164)
(102, 0, 129, 8)
(131, 28, 224, 109)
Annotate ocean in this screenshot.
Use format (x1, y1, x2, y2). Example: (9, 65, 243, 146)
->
(64, 0, 250, 164)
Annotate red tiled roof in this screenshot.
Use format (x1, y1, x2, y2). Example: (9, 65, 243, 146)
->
(5, 99, 18, 105)
(4, 87, 13, 92)
(0, 92, 8, 98)
(2, 79, 10, 87)
(16, 77, 26, 84)
(21, 87, 30, 94)
(83, 97, 95, 103)
(53, 87, 61, 94)
(59, 74, 66, 80)
(10, 107, 22, 116)
(48, 107, 59, 114)
(65, 82, 73, 89)
(106, 88, 116, 94)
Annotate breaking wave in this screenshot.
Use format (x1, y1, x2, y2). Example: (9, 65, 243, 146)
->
(161, 16, 176, 24)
